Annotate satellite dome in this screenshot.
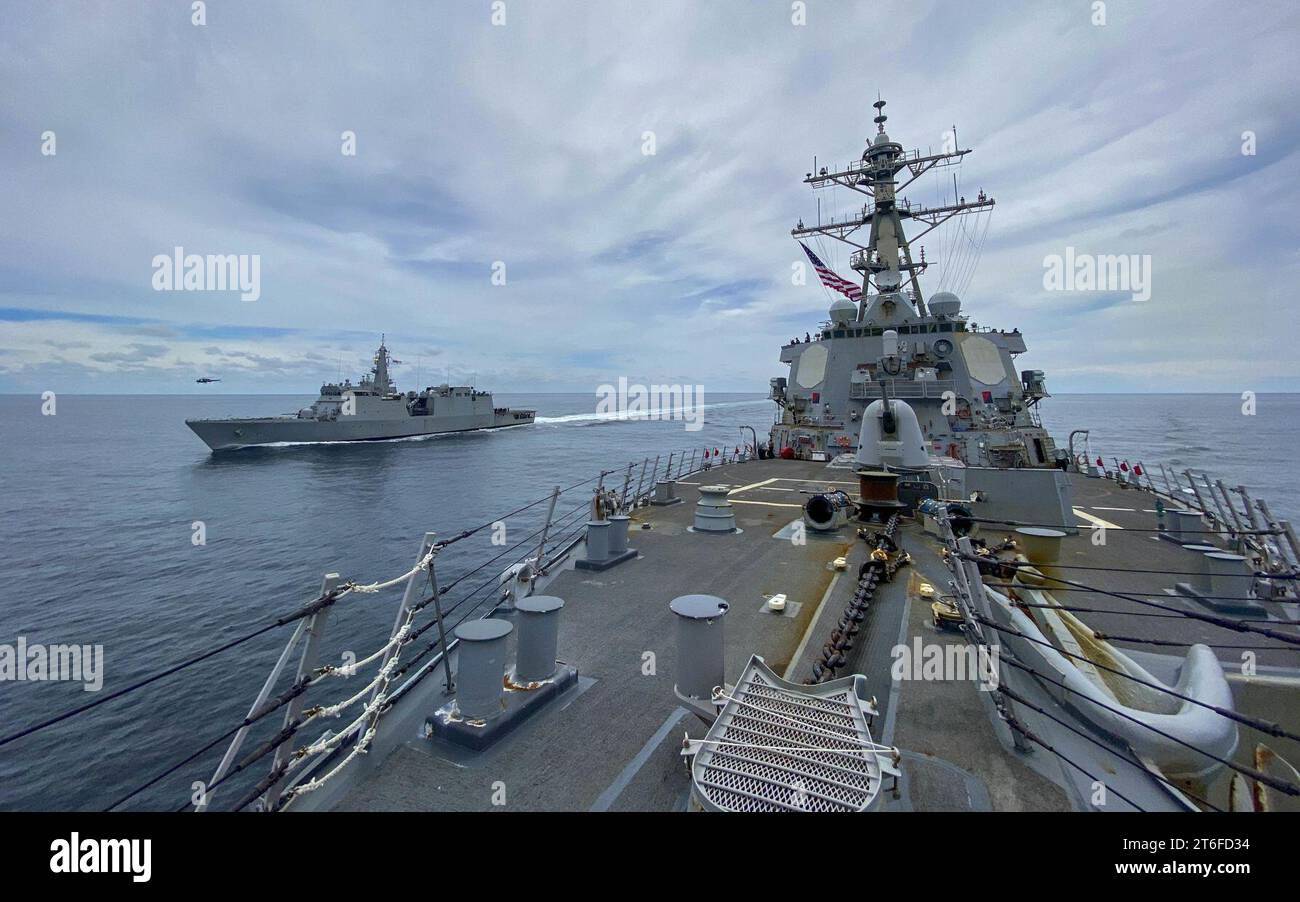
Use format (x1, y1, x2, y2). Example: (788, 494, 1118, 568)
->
(829, 296, 856, 323)
(874, 131, 891, 145)
(929, 291, 961, 317)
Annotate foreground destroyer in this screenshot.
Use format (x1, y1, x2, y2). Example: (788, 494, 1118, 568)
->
(27, 100, 1298, 816)
(185, 338, 534, 451)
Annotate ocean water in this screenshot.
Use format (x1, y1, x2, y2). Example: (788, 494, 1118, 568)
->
(0, 392, 1296, 810)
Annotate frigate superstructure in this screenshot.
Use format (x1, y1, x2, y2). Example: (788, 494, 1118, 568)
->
(772, 100, 1056, 468)
(185, 337, 534, 451)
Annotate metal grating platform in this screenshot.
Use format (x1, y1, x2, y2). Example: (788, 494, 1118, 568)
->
(684, 655, 897, 812)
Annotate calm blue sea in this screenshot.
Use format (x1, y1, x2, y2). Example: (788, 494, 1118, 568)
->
(0, 392, 1296, 809)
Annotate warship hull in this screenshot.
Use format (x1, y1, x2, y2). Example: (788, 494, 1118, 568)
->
(186, 409, 535, 451)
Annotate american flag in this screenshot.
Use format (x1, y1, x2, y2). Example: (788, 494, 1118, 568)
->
(800, 242, 862, 301)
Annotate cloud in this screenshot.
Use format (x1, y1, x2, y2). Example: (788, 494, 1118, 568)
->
(0, 0, 1297, 394)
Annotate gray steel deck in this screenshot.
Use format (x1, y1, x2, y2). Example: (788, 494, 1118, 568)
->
(317, 458, 1299, 812)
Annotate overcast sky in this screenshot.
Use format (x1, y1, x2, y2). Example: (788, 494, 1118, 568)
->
(2, 0, 1298, 394)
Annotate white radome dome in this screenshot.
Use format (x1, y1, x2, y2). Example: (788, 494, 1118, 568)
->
(929, 291, 962, 317)
(829, 296, 856, 323)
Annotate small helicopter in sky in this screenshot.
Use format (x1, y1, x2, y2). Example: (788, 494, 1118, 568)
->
(195, 377, 222, 384)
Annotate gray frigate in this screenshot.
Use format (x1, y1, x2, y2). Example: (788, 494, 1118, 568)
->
(185, 337, 535, 451)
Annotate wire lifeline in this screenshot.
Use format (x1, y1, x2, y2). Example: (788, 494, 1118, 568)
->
(999, 715, 1146, 812)
(247, 456, 704, 805)
(423, 469, 611, 552)
(995, 652, 1299, 798)
(107, 672, 318, 810)
(968, 611, 1300, 746)
(121, 464, 621, 810)
(983, 584, 1295, 611)
(994, 682, 1223, 812)
(981, 588, 1298, 640)
(959, 553, 1300, 646)
(0, 595, 328, 751)
(976, 559, 1296, 579)
(968, 515, 1284, 539)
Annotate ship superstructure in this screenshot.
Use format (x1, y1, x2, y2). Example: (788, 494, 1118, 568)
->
(185, 337, 534, 451)
(772, 100, 1057, 468)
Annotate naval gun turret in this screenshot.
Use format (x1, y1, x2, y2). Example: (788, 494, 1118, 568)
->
(855, 331, 929, 471)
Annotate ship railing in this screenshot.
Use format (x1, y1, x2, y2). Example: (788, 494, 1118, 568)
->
(923, 504, 1300, 811)
(1070, 452, 1300, 572)
(175, 442, 759, 812)
(850, 378, 956, 401)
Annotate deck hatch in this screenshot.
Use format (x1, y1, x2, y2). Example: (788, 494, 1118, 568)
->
(686, 655, 890, 812)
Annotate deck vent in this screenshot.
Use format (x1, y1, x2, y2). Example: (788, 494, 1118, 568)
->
(683, 655, 895, 812)
(652, 479, 682, 506)
(693, 486, 738, 533)
(1163, 509, 1205, 544)
(1203, 551, 1253, 601)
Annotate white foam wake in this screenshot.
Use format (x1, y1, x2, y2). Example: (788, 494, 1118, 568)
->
(534, 398, 768, 425)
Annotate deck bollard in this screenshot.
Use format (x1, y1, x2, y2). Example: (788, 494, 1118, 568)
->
(670, 594, 729, 704)
(608, 515, 631, 556)
(693, 486, 738, 533)
(454, 619, 514, 720)
(514, 595, 564, 683)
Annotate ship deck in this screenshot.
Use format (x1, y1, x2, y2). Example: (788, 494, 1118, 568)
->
(307, 458, 1300, 813)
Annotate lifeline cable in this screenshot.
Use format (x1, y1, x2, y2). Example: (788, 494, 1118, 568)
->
(958, 554, 1300, 646)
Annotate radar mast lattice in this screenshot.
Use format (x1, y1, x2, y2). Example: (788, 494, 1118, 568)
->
(791, 98, 994, 320)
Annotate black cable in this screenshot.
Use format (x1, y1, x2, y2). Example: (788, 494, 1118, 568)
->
(965, 555, 1300, 645)
(428, 469, 608, 551)
(970, 515, 1279, 537)
(104, 674, 313, 811)
(984, 583, 1297, 607)
(177, 720, 302, 812)
(1082, 633, 1294, 652)
(1000, 716, 1146, 812)
(105, 722, 240, 812)
(431, 497, 590, 597)
(0, 584, 348, 750)
(997, 655, 1298, 798)
(970, 613, 1300, 745)
(970, 556, 1293, 579)
(980, 594, 1290, 623)
(997, 683, 1220, 811)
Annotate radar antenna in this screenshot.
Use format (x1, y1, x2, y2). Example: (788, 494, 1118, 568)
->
(791, 98, 994, 320)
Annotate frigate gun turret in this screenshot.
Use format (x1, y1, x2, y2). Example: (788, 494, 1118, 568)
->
(772, 99, 1060, 470)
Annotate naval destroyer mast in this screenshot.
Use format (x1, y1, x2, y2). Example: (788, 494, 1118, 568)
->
(772, 100, 1055, 469)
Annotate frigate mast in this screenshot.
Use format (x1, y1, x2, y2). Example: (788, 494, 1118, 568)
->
(365, 334, 399, 396)
(791, 98, 994, 321)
